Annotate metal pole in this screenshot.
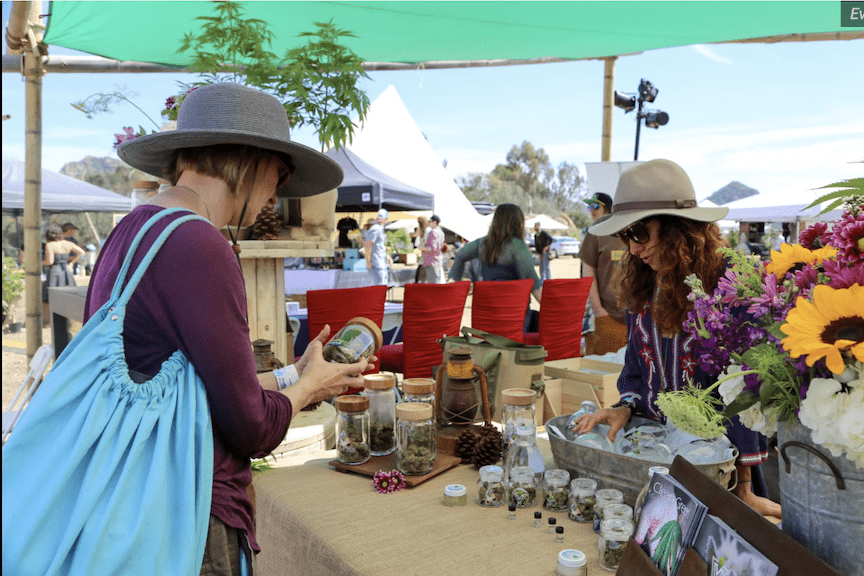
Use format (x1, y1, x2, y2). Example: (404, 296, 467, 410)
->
(601, 57, 616, 161)
(633, 99, 644, 161)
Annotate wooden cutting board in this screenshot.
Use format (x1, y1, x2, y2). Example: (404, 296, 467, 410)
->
(329, 452, 463, 487)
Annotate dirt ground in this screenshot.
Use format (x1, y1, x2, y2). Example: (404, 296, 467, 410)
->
(2, 257, 583, 413)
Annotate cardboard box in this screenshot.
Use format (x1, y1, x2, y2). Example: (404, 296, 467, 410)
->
(285, 294, 307, 309)
(538, 377, 562, 426)
(544, 357, 622, 410)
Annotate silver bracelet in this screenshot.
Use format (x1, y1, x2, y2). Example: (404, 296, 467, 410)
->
(273, 365, 300, 391)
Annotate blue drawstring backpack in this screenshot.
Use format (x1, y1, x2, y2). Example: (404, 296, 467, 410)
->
(2, 209, 214, 576)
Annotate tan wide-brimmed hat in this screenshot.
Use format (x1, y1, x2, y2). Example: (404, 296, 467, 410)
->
(116, 83, 343, 198)
(588, 159, 728, 236)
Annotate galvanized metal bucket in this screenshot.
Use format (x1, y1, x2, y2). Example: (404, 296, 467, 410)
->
(546, 415, 737, 505)
(778, 420, 864, 576)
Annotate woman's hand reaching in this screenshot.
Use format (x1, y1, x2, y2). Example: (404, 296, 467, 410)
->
(571, 406, 631, 442)
(283, 340, 371, 412)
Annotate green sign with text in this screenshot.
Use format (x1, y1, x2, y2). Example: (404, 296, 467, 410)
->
(841, 1, 864, 26)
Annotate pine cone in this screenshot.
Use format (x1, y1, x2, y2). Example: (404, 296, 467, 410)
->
(471, 433, 502, 468)
(456, 428, 480, 462)
(249, 205, 283, 240)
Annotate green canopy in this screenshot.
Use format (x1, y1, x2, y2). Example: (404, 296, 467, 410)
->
(44, 1, 853, 66)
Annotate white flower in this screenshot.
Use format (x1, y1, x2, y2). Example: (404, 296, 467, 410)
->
(799, 376, 864, 469)
(718, 365, 746, 405)
(737, 401, 780, 437)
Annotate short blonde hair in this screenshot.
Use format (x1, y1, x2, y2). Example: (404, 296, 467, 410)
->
(166, 144, 291, 196)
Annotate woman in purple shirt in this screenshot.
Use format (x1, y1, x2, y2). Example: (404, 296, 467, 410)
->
(87, 83, 367, 575)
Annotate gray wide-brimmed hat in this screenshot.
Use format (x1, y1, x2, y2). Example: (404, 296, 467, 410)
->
(588, 159, 728, 236)
(116, 83, 343, 198)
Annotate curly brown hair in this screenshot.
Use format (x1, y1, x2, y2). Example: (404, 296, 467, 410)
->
(619, 216, 724, 336)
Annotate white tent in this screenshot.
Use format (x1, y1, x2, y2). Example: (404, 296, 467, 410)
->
(525, 214, 568, 231)
(345, 86, 489, 241)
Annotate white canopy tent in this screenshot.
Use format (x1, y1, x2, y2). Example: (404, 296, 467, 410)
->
(345, 86, 489, 242)
(525, 214, 568, 231)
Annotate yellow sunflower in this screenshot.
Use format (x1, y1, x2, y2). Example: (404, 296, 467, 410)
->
(781, 284, 864, 375)
(766, 243, 836, 278)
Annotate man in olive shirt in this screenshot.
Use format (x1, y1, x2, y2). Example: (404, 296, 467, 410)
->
(579, 193, 628, 355)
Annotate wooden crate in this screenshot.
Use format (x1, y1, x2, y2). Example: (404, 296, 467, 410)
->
(544, 357, 622, 410)
(538, 377, 562, 425)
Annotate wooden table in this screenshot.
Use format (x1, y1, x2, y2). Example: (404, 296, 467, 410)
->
(252, 436, 606, 576)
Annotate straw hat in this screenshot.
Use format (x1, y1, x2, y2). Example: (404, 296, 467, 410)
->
(116, 83, 342, 198)
(588, 159, 728, 236)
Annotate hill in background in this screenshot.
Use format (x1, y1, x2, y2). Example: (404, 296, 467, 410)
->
(707, 181, 759, 205)
(60, 156, 133, 196)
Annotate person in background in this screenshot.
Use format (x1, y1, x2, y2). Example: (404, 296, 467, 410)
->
(419, 214, 445, 284)
(42, 223, 85, 325)
(365, 208, 389, 286)
(573, 159, 780, 518)
(737, 232, 752, 255)
(449, 203, 542, 329)
(61, 222, 82, 274)
(336, 215, 359, 249)
(90, 83, 368, 575)
(578, 192, 628, 355)
(533, 221, 552, 282)
(413, 215, 429, 283)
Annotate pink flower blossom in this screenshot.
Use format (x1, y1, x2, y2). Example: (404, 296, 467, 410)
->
(830, 212, 864, 265)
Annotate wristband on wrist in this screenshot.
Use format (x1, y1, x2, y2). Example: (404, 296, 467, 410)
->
(610, 399, 637, 421)
(273, 365, 300, 391)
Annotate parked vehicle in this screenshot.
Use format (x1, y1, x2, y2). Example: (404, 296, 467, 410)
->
(548, 236, 580, 259)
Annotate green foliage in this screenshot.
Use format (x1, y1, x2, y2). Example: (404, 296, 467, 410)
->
(385, 229, 413, 254)
(70, 85, 162, 130)
(178, 2, 369, 150)
(2, 256, 25, 316)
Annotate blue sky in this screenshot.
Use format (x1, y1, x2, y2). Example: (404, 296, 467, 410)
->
(2, 1, 862, 208)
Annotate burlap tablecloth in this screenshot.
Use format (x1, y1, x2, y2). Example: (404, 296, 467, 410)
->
(254, 438, 607, 576)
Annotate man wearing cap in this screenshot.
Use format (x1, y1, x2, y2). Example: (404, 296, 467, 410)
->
(419, 214, 445, 284)
(578, 192, 628, 355)
(365, 209, 389, 285)
(533, 221, 553, 282)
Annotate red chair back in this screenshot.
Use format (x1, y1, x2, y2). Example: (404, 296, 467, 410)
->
(306, 284, 387, 372)
(536, 278, 592, 361)
(470, 279, 533, 342)
(402, 281, 470, 379)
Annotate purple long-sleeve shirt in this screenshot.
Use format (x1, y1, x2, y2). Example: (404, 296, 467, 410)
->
(85, 205, 292, 551)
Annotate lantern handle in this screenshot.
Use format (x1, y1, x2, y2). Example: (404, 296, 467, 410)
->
(472, 365, 492, 426)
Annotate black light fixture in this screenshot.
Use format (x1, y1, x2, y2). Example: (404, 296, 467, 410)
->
(615, 78, 670, 159)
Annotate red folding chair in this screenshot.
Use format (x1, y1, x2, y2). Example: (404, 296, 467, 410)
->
(378, 281, 470, 379)
(306, 284, 387, 377)
(470, 279, 534, 342)
(523, 277, 592, 360)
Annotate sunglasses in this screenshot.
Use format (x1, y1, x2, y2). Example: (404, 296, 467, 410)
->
(615, 220, 652, 245)
(587, 202, 602, 210)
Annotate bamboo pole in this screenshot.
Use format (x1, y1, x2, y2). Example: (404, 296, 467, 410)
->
(22, 2, 44, 360)
(601, 57, 616, 162)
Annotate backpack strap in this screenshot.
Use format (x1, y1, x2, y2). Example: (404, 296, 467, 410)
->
(109, 208, 210, 305)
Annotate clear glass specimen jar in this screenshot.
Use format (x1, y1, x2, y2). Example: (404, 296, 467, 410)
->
(542, 468, 572, 512)
(476, 465, 506, 507)
(396, 402, 436, 475)
(334, 395, 370, 465)
(592, 488, 624, 533)
(598, 518, 634, 572)
(557, 549, 588, 576)
(322, 316, 383, 364)
(603, 503, 633, 524)
(635, 466, 669, 521)
(362, 373, 397, 456)
(402, 378, 436, 423)
(507, 465, 538, 508)
(568, 478, 598, 523)
(500, 388, 537, 453)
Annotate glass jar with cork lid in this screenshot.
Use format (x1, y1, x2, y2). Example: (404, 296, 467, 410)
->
(500, 388, 537, 454)
(402, 378, 436, 423)
(322, 317, 383, 365)
(362, 373, 397, 456)
(396, 402, 436, 475)
(334, 395, 370, 465)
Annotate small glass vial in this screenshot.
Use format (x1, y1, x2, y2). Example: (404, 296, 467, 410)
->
(548, 516, 557, 533)
(635, 466, 670, 521)
(323, 316, 383, 364)
(593, 488, 624, 533)
(402, 378, 436, 424)
(362, 373, 397, 456)
(507, 465, 538, 508)
(598, 518, 634, 572)
(557, 549, 588, 576)
(476, 465, 506, 507)
(542, 468, 572, 512)
(334, 395, 370, 465)
(396, 402, 436, 475)
(533, 511, 542, 528)
(555, 526, 564, 543)
(568, 478, 598, 523)
(443, 484, 467, 507)
(603, 503, 633, 524)
(500, 388, 537, 454)
(508, 504, 517, 520)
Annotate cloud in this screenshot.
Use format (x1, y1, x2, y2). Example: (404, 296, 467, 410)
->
(691, 44, 732, 64)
